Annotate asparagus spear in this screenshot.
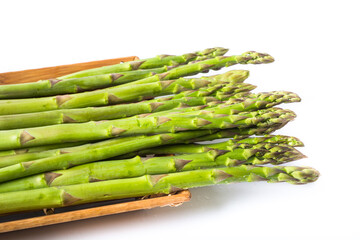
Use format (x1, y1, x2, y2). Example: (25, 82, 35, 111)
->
(0, 133, 300, 169)
(59, 47, 229, 79)
(0, 67, 169, 99)
(0, 143, 306, 193)
(0, 82, 256, 130)
(235, 135, 303, 146)
(186, 123, 287, 142)
(122, 51, 274, 86)
(146, 91, 300, 118)
(0, 130, 227, 182)
(0, 108, 295, 150)
(0, 165, 319, 214)
(0, 70, 249, 115)
(149, 118, 293, 145)
(0, 142, 85, 157)
(0, 138, 135, 169)
(0, 48, 230, 99)
(0, 124, 287, 167)
(119, 135, 304, 158)
(0, 107, 295, 182)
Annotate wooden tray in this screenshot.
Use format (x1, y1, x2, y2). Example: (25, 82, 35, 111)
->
(0, 56, 192, 233)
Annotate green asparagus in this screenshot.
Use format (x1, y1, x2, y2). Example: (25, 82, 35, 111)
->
(146, 91, 300, 118)
(0, 108, 295, 150)
(0, 48, 230, 99)
(0, 128, 290, 168)
(0, 67, 169, 99)
(119, 135, 304, 158)
(0, 137, 136, 169)
(0, 143, 305, 193)
(0, 134, 301, 169)
(0, 106, 296, 182)
(0, 70, 249, 115)
(0, 165, 319, 214)
(0, 142, 85, 157)
(59, 47, 229, 79)
(0, 130, 229, 182)
(187, 123, 287, 142)
(0, 82, 256, 130)
(122, 51, 274, 86)
(0, 46, 319, 217)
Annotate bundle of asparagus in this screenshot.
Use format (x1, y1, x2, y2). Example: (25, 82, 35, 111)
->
(0, 47, 319, 215)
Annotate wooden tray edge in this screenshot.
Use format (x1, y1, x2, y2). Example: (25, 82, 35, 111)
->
(0, 190, 191, 233)
(0, 55, 139, 84)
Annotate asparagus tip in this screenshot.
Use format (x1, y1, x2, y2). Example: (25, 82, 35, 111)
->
(282, 166, 320, 184)
(242, 51, 275, 64)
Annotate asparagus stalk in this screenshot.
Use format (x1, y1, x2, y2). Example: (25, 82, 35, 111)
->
(186, 123, 286, 142)
(146, 91, 300, 118)
(0, 142, 85, 157)
(0, 138, 135, 169)
(119, 135, 304, 158)
(0, 130, 229, 183)
(59, 47, 229, 79)
(122, 51, 274, 86)
(0, 108, 290, 166)
(235, 135, 304, 146)
(0, 70, 249, 115)
(0, 123, 286, 167)
(0, 143, 306, 193)
(0, 107, 295, 182)
(0, 124, 291, 167)
(0, 165, 319, 214)
(0, 48, 230, 99)
(0, 67, 169, 99)
(0, 108, 295, 150)
(0, 96, 215, 130)
(0, 133, 300, 169)
(0, 82, 256, 130)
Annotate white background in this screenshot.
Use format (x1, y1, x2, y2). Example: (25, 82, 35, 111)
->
(0, 0, 359, 239)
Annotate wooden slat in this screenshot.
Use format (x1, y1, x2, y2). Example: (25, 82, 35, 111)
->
(0, 190, 191, 233)
(0, 56, 139, 84)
